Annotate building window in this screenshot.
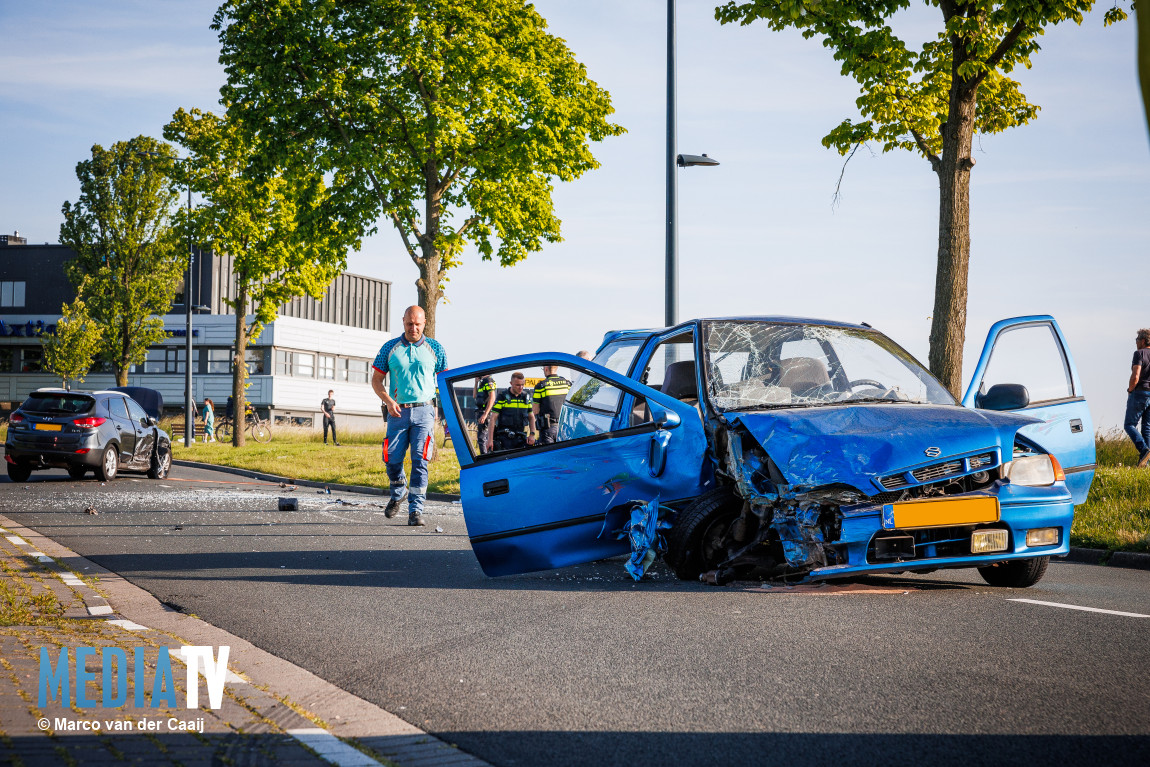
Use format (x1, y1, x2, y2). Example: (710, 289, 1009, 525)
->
(319, 355, 335, 380)
(275, 350, 314, 378)
(0, 348, 13, 373)
(345, 358, 368, 384)
(21, 348, 42, 372)
(131, 348, 200, 374)
(1, 282, 26, 308)
(207, 349, 231, 374)
(245, 349, 265, 375)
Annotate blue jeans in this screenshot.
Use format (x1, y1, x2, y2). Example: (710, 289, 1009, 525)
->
(384, 404, 435, 515)
(1124, 390, 1150, 453)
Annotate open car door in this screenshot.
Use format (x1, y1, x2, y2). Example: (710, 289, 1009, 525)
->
(962, 315, 1095, 503)
(438, 352, 708, 576)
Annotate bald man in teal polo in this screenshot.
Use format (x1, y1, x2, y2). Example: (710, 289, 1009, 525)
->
(372, 305, 448, 526)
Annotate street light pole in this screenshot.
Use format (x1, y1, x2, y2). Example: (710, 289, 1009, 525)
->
(665, 1, 719, 330)
(184, 185, 193, 448)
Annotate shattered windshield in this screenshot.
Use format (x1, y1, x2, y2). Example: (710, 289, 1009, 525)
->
(701, 321, 955, 411)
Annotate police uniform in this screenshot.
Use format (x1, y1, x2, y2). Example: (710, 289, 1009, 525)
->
(491, 387, 533, 451)
(475, 375, 496, 455)
(533, 373, 571, 445)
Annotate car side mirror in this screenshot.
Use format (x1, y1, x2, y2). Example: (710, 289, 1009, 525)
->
(648, 400, 681, 429)
(976, 383, 1030, 411)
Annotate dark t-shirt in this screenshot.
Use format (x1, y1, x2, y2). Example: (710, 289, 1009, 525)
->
(321, 398, 336, 418)
(1133, 349, 1150, 391)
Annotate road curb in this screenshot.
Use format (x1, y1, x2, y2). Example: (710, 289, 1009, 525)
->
(172, 458, 461, 502)
(1065, 547, 1150, 570)
(0, 511, 490, 767)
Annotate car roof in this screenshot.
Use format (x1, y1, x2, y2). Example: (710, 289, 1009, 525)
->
(599, 316, 875, 347)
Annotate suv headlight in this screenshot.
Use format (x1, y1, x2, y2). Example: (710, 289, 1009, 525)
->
(1001, 454, 1064, 486)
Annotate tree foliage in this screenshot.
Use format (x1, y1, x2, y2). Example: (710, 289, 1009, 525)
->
(42, 296, 103, 390)
(164, 108, 356, 446)
(716, 0, 1123, 396)
(59, 136, 186, 386)
(212, 0, 624, 337)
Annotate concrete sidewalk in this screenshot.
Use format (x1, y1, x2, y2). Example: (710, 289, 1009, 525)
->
(0, 514, 489, 767)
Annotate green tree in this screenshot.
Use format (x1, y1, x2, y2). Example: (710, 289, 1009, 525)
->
(59, 136, 186, 386)
(164, 108, 355, 446)
(42, 297, 103, 390)
(716, 1, 1125, 396)
(212, 0, 624, 337)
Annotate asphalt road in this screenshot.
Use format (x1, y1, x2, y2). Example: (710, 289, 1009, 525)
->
(3, 463, 1148, 767)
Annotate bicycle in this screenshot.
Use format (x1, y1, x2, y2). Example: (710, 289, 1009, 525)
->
(217, 405, 272, 443)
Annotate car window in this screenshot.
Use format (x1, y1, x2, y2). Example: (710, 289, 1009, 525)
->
(20, 393, 94, 414)
(980, 323, 1074, 403)
(125, 398, 149, 423)
(108, 397, 130, 420)
(702, 321, 954, 411)
(565, 340, 644, 416)
(640, 331, 695, 392)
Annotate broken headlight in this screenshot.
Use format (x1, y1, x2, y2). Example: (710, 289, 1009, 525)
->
(1001, 455, 1064, 486)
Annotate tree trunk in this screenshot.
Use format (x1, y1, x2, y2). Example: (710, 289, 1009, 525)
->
(233, 280, 249, 447)
(415, 252, 442, 339)
(928, 81, 978, 400)
(115, 326, 130, 387)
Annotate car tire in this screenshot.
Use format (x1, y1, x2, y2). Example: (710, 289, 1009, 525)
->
(148, 446, 170, 479)
(6, 462, 31, 483)
(663, 488, 742, 581)
(67, 467, 88, 480)
(95, 444, 118, 482)
(977, 556, 1049, 588)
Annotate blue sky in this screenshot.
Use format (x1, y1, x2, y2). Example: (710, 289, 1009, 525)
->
(1, 1, 1146, 429)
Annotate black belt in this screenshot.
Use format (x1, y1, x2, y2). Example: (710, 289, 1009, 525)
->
(399, 401, 433, 408)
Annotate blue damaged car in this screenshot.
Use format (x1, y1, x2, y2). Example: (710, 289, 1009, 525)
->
(437, 315, 1094, 587)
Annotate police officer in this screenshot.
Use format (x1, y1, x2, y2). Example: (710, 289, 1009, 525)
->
(474, 373, 497, 455)
(486, 371, 536, 452)
(532, 364, 571, 445)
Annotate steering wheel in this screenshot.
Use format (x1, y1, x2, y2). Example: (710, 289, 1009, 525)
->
(848, 379, 885, 390)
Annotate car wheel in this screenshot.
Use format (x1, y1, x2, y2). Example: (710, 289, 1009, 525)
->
(95, 445, 119, 482)
(67, 466, 88, 480)
(6, 462, 31, 483)
(663, 488, 742, 581)
(977, 556, 1049, 588)
(148, 446, 171, 479)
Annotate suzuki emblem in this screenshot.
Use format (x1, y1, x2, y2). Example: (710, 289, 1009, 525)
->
(924, 447, 942, 458)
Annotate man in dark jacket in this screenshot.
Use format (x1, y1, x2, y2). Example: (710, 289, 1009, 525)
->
(321, 390, 339, 445)
(1125, 328, 1150, 468)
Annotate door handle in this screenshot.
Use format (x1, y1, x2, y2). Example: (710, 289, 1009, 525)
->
(483, 479, 509, 497)
(648, 429, 672, 477)
(1069, 419, 1083, 434)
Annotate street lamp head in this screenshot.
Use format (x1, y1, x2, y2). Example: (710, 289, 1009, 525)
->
(676, 153, 720, 167)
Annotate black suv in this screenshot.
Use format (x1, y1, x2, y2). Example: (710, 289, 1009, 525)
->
(4, 389, 172, 482)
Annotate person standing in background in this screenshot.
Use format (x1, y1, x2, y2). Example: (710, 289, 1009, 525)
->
(321, 389, 339, 446)
(201, 398, 215, 443)
(1125, 328, 1150, 468)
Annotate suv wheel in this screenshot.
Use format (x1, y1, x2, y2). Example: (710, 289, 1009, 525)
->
(95, 445, 119, 482)
(6, 462, 31, 483)
(148, 447, 170, 479)
(67, 466, 88, 480)
(978, 556, 1049, 588)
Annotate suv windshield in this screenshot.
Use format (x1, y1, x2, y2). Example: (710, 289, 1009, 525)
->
(20, 393, 96, 415)
(701, 321, 955, 411)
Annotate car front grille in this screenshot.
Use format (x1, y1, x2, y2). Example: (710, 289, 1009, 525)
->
(878, 451, 998, 492)
(911, 460, 963, 482)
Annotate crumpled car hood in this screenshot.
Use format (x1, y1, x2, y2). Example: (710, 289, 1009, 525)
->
(730, 404, 1039, 492)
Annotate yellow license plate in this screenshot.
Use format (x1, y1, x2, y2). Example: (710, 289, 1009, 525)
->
(34, 424, 63, 432)
(883, 496, 999, 529)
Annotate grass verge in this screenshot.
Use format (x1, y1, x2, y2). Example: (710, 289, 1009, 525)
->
(1071, 431, 1150, 552)
(170, 422, 460, 496)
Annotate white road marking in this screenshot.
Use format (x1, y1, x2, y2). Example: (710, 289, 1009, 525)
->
(106, 619, 148, 631)
(87, 605, 113, 616)
(36, 555, 52, 563)
(5, 535, 28, 545)
(1009, 598, 1150, 619)
(286, 728, 384, 766)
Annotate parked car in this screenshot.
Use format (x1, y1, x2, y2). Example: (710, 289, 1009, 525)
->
(4, 388, 172, 482)
(437, 315, 1094, 588)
